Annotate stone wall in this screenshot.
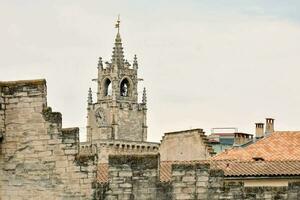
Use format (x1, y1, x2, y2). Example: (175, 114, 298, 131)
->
(0, 92, 4, 141)
(0, 80, 97, 199)
(87, 102, 147, 142)
(97, 154, 300, 200)
(80, 140, 159, 162)
(104, 155, 160, 200)
(170, 163, 300, 200)
(1, 79, 300, 200)
(171, 163, 224, 200)
(159, 129, 214, 162)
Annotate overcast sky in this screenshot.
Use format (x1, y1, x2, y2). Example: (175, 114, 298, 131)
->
(1, 0, 300, 142)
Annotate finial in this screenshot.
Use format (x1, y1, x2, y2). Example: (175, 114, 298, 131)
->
(111, 15, 124, 67)
(115, 15, 120, 33)
(142, 87, 147, 104)
(88, 88, 93, 105)
(98, 57, 103, 68)
(133, 54, 138, 69)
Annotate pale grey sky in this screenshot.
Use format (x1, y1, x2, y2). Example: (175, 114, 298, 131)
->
(1, 1, 300, 142)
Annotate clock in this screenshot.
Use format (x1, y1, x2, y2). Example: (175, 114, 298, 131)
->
(95, 108, 106, 126)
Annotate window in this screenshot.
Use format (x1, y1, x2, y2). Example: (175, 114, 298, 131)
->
(120, 78, 130, 97)
(104, 79, 112, 96)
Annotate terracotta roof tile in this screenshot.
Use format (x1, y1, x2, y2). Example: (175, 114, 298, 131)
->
(160, 160, 300, 182)
(97, 131, 300, 183)
(210, 160, 300, 177)
(211, 131, 300, 161)
(97, 163, 108, 184)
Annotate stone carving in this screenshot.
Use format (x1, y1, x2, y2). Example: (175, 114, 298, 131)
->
(95, 108, 106, 126)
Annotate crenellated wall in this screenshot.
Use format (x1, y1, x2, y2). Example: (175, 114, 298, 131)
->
(1, 79, 300, 200)
(80, 140, 159, 162)
(0, 80, 97, 199)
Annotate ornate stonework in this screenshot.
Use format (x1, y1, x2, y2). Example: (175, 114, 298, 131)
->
(86, 19, 147, 142)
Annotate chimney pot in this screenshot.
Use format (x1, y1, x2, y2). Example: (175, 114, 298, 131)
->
(255, 123, 264, 138)
(265, 118, 275, 135)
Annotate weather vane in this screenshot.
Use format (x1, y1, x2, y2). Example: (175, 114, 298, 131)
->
(115, 15, 120, 33)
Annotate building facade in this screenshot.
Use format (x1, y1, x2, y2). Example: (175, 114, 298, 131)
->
(1, 19, 300, 200)
(86, 19, 147, 142)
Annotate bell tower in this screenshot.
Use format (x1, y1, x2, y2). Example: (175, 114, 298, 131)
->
(86, 17, 147, 142)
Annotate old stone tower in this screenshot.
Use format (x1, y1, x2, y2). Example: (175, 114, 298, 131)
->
(86, 18, 147, 142)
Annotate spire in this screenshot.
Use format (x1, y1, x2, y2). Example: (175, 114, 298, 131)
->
(98, 57, 103, 69)
(133, 54, 138, 69)
(142, 87, 147, 104)
(111, 15, 125, 67)
(88, 88, 93, 105)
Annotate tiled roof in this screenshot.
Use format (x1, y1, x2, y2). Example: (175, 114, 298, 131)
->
(211, 131, 300, 161)
(211, 160, 300, 177)
(97, 131, 300, 183)
(159, 160, 300, 182)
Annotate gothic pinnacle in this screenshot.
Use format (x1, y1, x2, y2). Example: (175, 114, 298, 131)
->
(98, 57, 103, 68)
(133, 54, 138, 69)
(88, 88, 93, 105)
(142, 87, 147, 104)
(111, 15, 124, 67)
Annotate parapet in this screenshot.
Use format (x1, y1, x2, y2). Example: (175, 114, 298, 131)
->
(80, 139, 159, 156)
(0, 79, 46, 96)
(160, 128, 214, 162)
(109, 154, 158, 169)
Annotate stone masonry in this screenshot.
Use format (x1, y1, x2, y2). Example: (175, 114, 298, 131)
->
(1, 19, 300, 200)
(0, 80, 97, 199)
(86, 27, 147, 142)
(97, 155, 300, 200)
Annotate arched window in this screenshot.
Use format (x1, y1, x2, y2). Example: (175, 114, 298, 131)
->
(120, 78, 130, 97)
(104, 79, 112, 96)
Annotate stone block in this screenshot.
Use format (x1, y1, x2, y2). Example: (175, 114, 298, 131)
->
(119, 171, 133, 177)
(64, 149, 78, 155)
(197, 176, 209, 182)
(56, 160, 68, 168)
(175, 193, 194, 200)
(119, 183, 132, 188)
(182, 176, 195, 182)
(196, 181, 207, 187)
(38, 151, 52, 157)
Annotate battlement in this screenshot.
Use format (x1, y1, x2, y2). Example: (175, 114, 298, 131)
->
(80, 140, 159, 157)
(0, 79, 98, 199)
(0, 79, 46, 96)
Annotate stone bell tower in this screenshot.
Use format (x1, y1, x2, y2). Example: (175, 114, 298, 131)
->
(86, 17, 147, 142)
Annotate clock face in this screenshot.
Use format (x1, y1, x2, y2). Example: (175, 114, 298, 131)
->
(95, 108, 106, 126)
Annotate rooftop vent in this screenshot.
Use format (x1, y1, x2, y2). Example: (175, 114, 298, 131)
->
(252, 157, 265, 161)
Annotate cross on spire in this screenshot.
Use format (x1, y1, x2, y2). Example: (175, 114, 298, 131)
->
(115, 15, 120, 33)
(112, 15, 125, 67)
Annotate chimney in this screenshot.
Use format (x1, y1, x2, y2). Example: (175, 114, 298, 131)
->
(255, 123, 264, 138)
(265, 118, 274, 135)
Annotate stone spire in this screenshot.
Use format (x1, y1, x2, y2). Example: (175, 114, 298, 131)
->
(111, 16, 125, 67)
(98, 57, 103, 69)
(142, 87, 147, 104)
(88, 87, 93, 105)
(133, 54, 138, 69)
